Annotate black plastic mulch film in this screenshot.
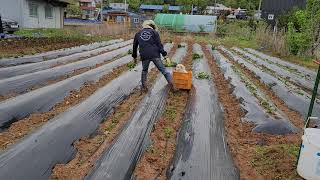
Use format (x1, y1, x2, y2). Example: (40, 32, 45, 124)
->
(234, 47, 318, 95)
(214, 46, 298, 135)
(0, 39, 123, 67)
(85, 43, 186, 180)
(0, 44, 132, 95)
(246, 48, 317, 83)
(0, 40, 132, 79)
(0, 44, 172, 180)
(166, 44, 239, 180)
(0, 55, 134, 129)
(232, 47, 320, 119)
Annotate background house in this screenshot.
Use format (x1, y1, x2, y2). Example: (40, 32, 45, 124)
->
(109, 3, 128, 11)
(139, 4, 182, 17)
(0, 0, 68, 28)
(79, 0, 97, 19)
(102, 9, 147, 28)
(261, 0, 306, 25)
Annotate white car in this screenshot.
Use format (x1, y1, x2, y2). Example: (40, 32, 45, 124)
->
(227, 14, 236, 20)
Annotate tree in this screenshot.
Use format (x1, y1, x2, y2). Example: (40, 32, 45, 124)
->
(306, 0, 320, 55)
(176, 0, 210, 14)
(128, 0, 141, 11)
(163, 4, 170, 13)
(66, 4, 82, 18)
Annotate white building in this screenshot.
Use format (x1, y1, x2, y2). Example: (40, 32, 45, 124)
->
(0, 0, 68, 29)
(206, 4, 231, 14)
(109, 3, 128, 11)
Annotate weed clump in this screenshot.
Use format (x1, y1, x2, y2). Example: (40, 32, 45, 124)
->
(196, 72, 210, 79)
(163, 127, 173, 139)
(128, 49, 133, 55)
(127, 61, 136, 69)
(192, 53, 203, 60)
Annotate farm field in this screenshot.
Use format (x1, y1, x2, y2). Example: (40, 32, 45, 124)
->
(0, 35, 316, 180)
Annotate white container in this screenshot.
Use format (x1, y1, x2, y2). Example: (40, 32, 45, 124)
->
(297, 128, 320, 180)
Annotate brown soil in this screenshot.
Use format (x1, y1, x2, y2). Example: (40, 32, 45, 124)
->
(49, 70, 159, 180)
(0, 54, 127, 102)
(49, 42, 179, 179)
(0, 61, 132, 150)
(133, 41, 193, 180)
(134, 90, 189, 180)
(0, 37, 93, 59)
(205, 45, 304, 180)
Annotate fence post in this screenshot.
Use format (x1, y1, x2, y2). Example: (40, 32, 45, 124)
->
(296, 60, 320, 165)
(0, 14, 3, 34)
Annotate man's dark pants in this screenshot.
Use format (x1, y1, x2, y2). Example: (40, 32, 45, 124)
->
(141, 58, 173, 88)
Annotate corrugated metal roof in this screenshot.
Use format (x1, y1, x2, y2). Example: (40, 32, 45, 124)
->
(140, 5, 163, 10)
(168, 6, 181, 11)
(139, 4, 181, 11)
(79, 0, 93, 2)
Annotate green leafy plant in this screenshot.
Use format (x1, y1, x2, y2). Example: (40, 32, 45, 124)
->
(163, 127, 173, 139)
(128, 49, 133, 55)
(165, 106, 177, 121)
(198, 25, 206, 32)
(196, 72, 210, 79)
(165, 61, 177, 67)
(127, 61, 137, 69)
(192, 53, 203, 60)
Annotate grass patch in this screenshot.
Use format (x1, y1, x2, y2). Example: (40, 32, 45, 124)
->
(164, 106, 177, 121)
(146, 144, 160, 155)
(251, 144, 301, 180)
(106, 112, 125, 131)
(163, 127, 174, 139)
(196, 72, 210, 79)
(14, 28, 110, 42)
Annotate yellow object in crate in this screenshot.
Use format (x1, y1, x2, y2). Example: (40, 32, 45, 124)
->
(173, 70, 193, 90)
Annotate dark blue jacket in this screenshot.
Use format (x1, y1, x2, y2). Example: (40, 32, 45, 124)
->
(132, 28, 167, 61)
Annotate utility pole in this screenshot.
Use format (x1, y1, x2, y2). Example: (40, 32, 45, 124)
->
(191, 4, 193, 15)
(100, 0, 103, 22)
(0, 14, 3, 34)
(214, 0, 217, 15)
(124, 0, 127, 12)
(258, 0, 262, 19)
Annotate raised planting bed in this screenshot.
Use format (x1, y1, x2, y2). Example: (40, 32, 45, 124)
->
(0, 55, 135, 129)
(0, 39, 123, 67)
(0, 45, 132, 96)
(0, 44, 173, 180)
(245, 48, 316, 79)
(229, 47, 320, 119)
(234, 48, 317, 95)
(214, 47, 298, 135)
(0, 40, 132, 79)
(168, 44, 239, 180)
(85, 44, 186, 180)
